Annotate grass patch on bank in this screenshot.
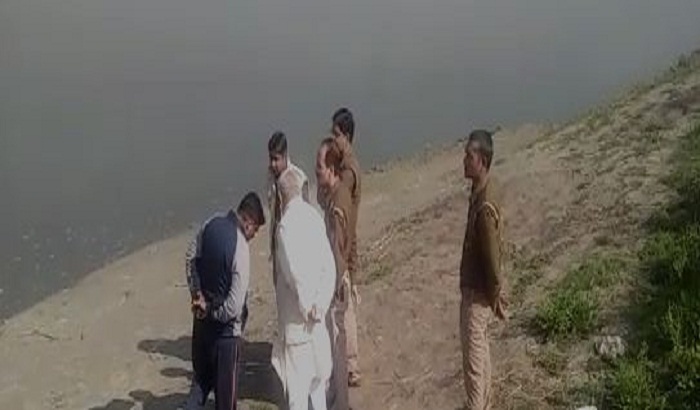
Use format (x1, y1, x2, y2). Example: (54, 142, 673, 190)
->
(536, 289, 598, 341)
(606, 350, 665, 410)
(365, 261, 392, 283)
(604, 123, 700, 410)
(534, 255, 625, 341)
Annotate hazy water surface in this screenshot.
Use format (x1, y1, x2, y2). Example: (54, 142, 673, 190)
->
(2, 0, 700, 318)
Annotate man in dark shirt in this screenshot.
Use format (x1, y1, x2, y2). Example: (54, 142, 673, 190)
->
(184, 192, 265, 410)
(459, 130, 507, 410)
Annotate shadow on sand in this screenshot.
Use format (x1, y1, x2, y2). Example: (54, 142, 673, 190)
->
(89, 336, 282, 409)
(88, 390, 190, 410)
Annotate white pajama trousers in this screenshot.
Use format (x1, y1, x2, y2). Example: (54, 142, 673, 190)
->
(280, 341, 327, 410)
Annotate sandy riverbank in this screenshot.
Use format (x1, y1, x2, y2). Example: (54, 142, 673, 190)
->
(0, 127, 541, 409)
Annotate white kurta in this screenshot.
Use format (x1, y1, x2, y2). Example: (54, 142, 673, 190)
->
(272, 197, 336, 410)
(267, 161, 309, 257)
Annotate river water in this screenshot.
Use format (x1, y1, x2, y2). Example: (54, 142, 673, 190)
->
(2, 0, 700, 318)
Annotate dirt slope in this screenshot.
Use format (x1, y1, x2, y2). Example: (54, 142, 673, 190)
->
(349, 58, 700, 410)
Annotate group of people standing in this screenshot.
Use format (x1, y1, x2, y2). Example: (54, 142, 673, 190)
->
(184, 108, 364, 410)
(267, 108, 363, 410)
(182, 106, 507, 410)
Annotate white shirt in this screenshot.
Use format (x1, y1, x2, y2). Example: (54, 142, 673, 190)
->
(272, 196, 335, 388)
(268, 161, 309, 256)
(274, 196, 336, 344)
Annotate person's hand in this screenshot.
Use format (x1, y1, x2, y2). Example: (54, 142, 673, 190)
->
(191, 292, 207, 319)
(494, 294, 508, 321)
(351, 285, 361, 305)
(307, 305, 320, 323)
(335, 273, 352, 302)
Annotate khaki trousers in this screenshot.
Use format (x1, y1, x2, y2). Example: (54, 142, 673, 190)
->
(326, 297, 349, 410)
(345, 288, 360, 374)
(460, 289, 492, 410)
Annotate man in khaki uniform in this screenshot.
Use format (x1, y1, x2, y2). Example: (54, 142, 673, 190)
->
(316, 137, 352, 410)
(331, 108, 363, 387)
(459, 129, 507, 410)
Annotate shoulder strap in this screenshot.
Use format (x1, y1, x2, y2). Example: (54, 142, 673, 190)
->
(349, 165, 360, 195)
(477, 201, 501, 227)
(331, 205, 348, 227)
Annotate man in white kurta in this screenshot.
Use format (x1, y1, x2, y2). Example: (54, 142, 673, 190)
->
(272, 170, 336, 410)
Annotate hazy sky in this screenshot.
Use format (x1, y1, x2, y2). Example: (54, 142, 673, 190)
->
(1, 0, 699, 316)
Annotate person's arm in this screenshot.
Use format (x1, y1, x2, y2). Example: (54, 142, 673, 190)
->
(340, 168, 358, 282)
(267, 173, 276, 261)
(318, 231, 338, 316)
(329, 205, 350, 295)
(302, 180, 310, 203)
(475, 204, 504, 310)
(348, 214, 359, 286)
(210, 236, 250, 323)
(185, 227, 204, 298)
(316, 185, 327, 209)
(277, 224, 315, 318)
(340, 168, 356, 199)
(241, 293, 250, 332)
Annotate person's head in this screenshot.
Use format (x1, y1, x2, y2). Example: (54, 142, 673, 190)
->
(331, 107, 355, 144)
(236, 192, 266, 241)
(316, 137, 343, 189)
(463, 129, 494, 181)
(278, 168, 303, 210)
(268, 131, 288, 178)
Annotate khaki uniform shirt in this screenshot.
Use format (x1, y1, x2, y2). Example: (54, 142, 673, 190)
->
(323, 183, 353, 307)
(335, 138, 361, 282)
(459, 180, 504, 305)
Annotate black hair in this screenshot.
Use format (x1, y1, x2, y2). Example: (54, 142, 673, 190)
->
(332, 107, 351, 121)
(332, 108, 355, 143)
(237, 192, 266, 226)
(268, 131, 287, 155)
(467, 129, 494, 169)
